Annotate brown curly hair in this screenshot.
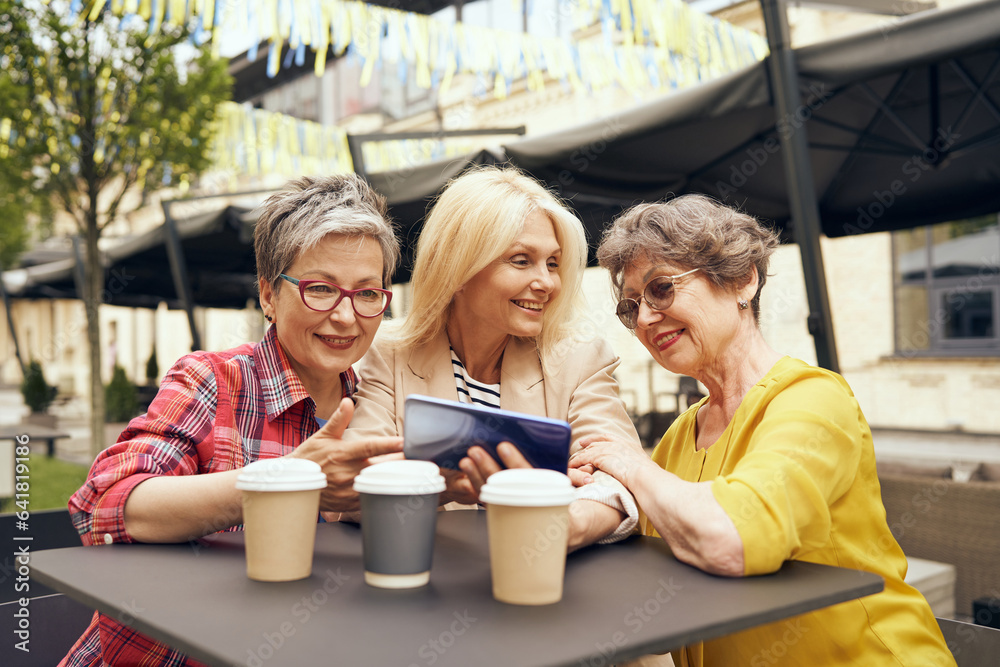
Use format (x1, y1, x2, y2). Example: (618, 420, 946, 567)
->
(597, 194, 779, 322)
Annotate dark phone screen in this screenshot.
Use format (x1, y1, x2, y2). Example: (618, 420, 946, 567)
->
(403, 397, 571, 472)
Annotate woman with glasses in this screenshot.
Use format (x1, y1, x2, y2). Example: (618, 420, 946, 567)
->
(570, 195, 954, 666)
(344, 166, 643, 546)
(64, 175, 404, 666)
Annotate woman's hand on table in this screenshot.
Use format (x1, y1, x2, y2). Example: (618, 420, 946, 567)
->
(572, 435, 746, 575)
(288, 397, 403, 512)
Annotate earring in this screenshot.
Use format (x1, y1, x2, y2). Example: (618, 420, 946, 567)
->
(738, 299, 749, 311)
(265, 314, 273, 322)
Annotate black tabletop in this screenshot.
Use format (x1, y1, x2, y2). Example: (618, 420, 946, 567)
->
(31, 510, 883, 666)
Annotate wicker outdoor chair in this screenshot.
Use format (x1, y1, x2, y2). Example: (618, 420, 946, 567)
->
(879, 470, 1000, 619)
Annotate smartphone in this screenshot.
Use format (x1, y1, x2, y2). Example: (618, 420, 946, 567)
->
(403, 395, 572, 473)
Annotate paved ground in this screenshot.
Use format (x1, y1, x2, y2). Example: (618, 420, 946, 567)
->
(4, 384, 1000, 469)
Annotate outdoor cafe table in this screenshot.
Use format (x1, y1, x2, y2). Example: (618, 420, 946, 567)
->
(31, 510, 883, 666)
(0, 424, 70, 458)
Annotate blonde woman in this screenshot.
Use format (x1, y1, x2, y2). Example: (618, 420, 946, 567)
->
(346, 166, 642, 545)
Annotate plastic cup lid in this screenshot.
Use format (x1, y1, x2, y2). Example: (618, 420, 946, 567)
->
(478, 469, 575, 507)
(353, 460, 446, 496)
(235, 458, 327, 492)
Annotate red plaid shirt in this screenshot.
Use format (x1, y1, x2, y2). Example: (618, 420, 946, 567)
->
(62, 327, 357, 666)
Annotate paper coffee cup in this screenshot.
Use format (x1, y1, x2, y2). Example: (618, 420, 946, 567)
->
(236, 458, 327, 582)
(354, 460, 446, 588)
(480, 469, 575, 605)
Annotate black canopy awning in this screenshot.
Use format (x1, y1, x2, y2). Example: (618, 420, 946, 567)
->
(502, 0, 1000, 239)
(2, 206, 258, 310)
(360, 1, 1000, 285)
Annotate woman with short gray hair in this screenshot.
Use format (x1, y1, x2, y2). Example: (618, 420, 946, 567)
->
(572, 195, 954, 666)
(65, 173, 404, 666)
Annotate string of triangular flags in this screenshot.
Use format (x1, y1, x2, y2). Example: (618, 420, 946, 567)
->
(210, 101, 483, 178)
(58, 0, 769, 178)
(210, 102, 354, 179)
(75, 0, 768, 99)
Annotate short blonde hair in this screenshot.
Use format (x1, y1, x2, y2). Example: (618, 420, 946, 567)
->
(254, 174, 399, 291)
(388, 166, 587, 359)
(597, 194, 779, 322)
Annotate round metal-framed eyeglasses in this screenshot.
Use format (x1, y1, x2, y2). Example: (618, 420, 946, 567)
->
(615, 268, 700, 330)
(279, 274, 392, 318)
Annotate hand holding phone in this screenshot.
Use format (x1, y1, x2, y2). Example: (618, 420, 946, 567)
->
(403, 395, 572, 473)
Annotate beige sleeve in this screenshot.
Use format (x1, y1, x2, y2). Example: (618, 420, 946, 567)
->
(560, 338, 642, 450)
(561, 338, 643, 542)
(345, 338, 402, 442)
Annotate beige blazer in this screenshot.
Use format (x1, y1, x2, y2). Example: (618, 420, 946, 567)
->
(346, 330, 640, 452)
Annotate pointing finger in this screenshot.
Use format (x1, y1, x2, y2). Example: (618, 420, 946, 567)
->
(320, 397, 355, 439)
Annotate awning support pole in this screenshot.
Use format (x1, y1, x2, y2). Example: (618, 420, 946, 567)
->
(162, 201, 203, 352)
(761, 0, 840, 373)
(0, 258, 25, 376)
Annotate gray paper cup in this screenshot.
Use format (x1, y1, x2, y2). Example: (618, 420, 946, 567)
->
(353, 460, 446, 588)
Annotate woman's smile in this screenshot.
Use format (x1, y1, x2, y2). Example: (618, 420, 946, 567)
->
(315, 333, 357, 349)
(655, 328, 685, 350)
(512, 299, 546, 314)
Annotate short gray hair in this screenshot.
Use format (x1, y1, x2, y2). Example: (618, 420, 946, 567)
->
(254, 174, 399, 291)
(597, 194, 779, 322)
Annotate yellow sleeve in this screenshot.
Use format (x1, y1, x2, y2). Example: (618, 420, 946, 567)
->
(710, 372, 865, 575)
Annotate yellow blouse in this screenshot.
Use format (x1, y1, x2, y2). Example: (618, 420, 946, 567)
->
(646, 357, 955, 667)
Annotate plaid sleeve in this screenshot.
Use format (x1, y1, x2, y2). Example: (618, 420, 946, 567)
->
(68, 354, 220, 546)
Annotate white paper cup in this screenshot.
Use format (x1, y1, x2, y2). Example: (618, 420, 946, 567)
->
(236, 458, 327, 582)
(354, 460, 446, 588)
(480, 469, 575, 605)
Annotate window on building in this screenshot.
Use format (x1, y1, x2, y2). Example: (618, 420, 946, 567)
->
(893, 215, 1000, 356)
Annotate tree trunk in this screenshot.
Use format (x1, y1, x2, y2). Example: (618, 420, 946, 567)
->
(81, 18, 106, 463)
(85, 208, 105, 461)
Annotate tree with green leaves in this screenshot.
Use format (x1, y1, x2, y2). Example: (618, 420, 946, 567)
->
(0, 0, 231, 458)
(0, 2, 51, 268)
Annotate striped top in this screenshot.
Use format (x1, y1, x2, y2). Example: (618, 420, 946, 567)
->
(451, 348, 501, 409)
